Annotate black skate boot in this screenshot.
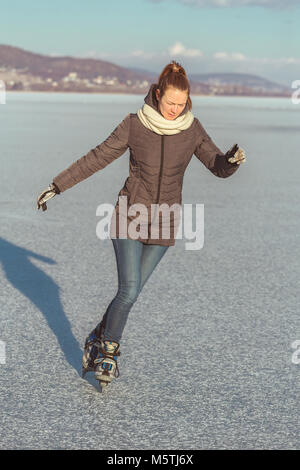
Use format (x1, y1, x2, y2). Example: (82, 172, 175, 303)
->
(94, 340, 121, 390)
(82, 322, 105, 378)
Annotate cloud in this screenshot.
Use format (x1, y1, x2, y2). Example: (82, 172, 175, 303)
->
(95, 42, 203, 60)
(122, 42, 203, 59)
(148, 0, 300, 9)
(168, 42, 203, 57)
(213, 51, 246, 60)
(78, 44, 300, 67)
(130, 50, 156, 59)
(213, 52, 300, 64)
(74, 50, 112, 59)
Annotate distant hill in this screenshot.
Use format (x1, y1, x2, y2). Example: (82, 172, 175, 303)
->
(189, 72, 289, 93)
(0, 44, 290, 96)
(0, 44, 147, 81)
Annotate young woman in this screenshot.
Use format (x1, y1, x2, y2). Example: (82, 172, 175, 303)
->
(37, 60, 246, 390)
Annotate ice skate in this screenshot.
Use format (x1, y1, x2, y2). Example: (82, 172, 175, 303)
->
(81, 322, 104, 378)
(94, 340, 121, 390)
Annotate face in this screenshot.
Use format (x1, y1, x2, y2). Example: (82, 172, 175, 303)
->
(155, 86, 188, 120)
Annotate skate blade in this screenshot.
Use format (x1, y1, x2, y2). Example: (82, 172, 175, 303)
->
(98, 380, 110, 392)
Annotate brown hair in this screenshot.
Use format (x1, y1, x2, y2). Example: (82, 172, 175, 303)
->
(157, 60, 192, 110)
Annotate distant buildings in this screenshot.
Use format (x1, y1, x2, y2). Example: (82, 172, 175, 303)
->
(0, 65, 290, 97)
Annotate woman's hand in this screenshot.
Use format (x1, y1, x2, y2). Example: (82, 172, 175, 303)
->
(226, 144, 246, 165)
(37, 183, 60, 211)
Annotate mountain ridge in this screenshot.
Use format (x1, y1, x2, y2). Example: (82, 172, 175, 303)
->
(0, 44, 290, 96)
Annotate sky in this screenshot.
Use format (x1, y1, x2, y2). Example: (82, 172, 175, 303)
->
(1, 0, 300, 86)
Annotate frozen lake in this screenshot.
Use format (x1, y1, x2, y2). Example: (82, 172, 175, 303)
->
(0, 91, 299, 449)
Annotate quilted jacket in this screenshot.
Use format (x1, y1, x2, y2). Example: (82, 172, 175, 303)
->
(52, 83, 240, 246)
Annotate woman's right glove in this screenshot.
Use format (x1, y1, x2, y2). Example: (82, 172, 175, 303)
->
(37, 182, 60, 211)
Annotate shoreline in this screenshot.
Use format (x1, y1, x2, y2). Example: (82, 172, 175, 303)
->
(5, 89, 291, 99)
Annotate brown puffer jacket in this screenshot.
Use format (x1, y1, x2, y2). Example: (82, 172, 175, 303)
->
(52, 83, 240, 246)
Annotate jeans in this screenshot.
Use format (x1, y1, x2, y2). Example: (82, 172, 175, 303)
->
(100, 238, 169, 343)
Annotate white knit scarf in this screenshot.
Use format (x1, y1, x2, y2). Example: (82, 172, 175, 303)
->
(137, 103, 194, 135)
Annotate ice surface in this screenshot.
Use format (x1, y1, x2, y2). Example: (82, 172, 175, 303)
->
(0, 93, 299, 449)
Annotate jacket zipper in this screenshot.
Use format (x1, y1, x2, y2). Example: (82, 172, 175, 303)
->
(151, 135, 164, 233)
(156, 135, 165, 204)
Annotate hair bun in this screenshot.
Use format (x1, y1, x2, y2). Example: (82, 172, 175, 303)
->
(171, 61, 181, 73)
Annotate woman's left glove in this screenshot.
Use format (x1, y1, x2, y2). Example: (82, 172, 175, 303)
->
(226, 143, 246, 165)
(37, 182, 60, 211)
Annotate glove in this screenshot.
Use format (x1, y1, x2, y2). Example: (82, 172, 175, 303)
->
(226, 143, 246, 165)
(37, 182, 60, 211)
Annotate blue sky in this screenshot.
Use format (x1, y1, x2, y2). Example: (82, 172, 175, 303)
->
(1, 0, 300, 86)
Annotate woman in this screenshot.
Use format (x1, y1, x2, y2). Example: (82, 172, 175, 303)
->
(37, 61, 246, 390)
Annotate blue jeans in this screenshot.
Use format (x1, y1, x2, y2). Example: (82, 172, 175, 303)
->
(101, 238, 169, 343)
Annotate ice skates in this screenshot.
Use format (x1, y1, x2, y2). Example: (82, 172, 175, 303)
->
(81, 322, 104, 378)
(94, 340, 121, 391)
